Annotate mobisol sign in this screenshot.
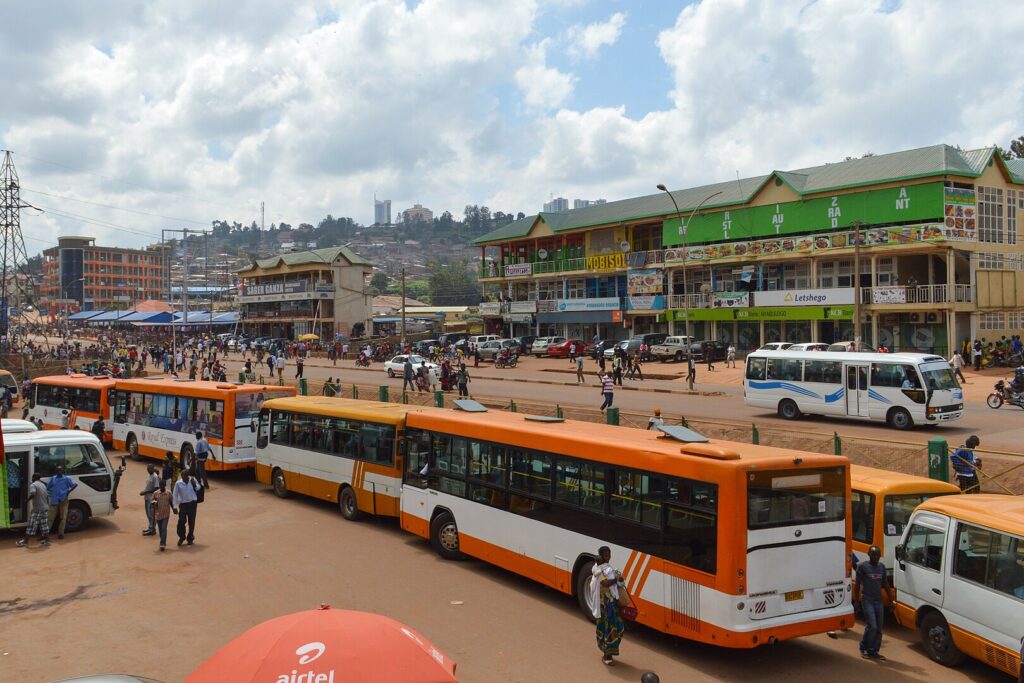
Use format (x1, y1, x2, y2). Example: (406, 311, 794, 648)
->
(754, 288, 854, 307)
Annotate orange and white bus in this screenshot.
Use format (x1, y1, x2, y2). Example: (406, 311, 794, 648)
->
(28, 374, 116, 441)
(0, 369, 21, 406)
(399, 407, 854, 648)
(850, 465, 959, 589)
(255, 396, 427, 520)
(112, 378, 295, 470)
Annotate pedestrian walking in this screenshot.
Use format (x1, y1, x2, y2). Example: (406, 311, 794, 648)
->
(686, 354, 697, 391)
(16, 473, 51, 547)
(342, 342, 349, 361)
(727, 344, 736, 368)
(576, 354, 585, 384)
(172, 469, 200, 547)
(46, 465, 78, 539)
(91, 416, 106, 442)
(973, 339, 982, 371)
(427, 365, 439, 393)
(949, 350, 967, 383)
(705, 343, 715, 372)
(854, 545, 893, 660)
(194, 431, 212, 489)
(403, 357, 416, 393)
(589, 546, 625, 666)
(950, 435, 982, 493)
(612, 354, 622, 386)
(161, 451, 177, 488)
(295, 356, 304, 379)
(631, 354, 644, 381)
(275, 354, 285, 380)
(568, 342, 577, 365)
(151, 480, 172, 551)
(457, 363, 470, 397)
(647, 408, 665, 430)
(599, 371, 614, 411)
(140, 463, 160, 536)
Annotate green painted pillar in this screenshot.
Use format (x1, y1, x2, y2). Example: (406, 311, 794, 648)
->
(928, 438, 949, 482)
(510, 400, 517, 413)
(833, 432, 842, 456)
(238, 371, 245, 383)
(379, 385, 389, 402)
(402, 389, 409, 404)
(556, 404, 563, 418)
(606, 406, 619, 426)
(434, 390, 444, 408)
(752, 423, 759, 445)
(352, 385, 359, 400)
(299, 378, 307, 396)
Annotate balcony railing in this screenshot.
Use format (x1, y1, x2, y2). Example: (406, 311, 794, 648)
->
(668, 293, 713, 309)
(861, 284, 974, 305)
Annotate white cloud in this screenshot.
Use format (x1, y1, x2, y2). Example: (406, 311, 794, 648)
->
(566, 11, 626, 60)
(516, 40, 576, 109)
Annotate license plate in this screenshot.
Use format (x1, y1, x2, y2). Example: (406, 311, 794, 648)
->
(784, 590, 804, 602)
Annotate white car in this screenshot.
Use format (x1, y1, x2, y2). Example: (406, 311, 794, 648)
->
(384, 355, 438, 378)
(759, 342, 793, 351)
(530, 337, 565, 356)
(788, 342, 830, 352)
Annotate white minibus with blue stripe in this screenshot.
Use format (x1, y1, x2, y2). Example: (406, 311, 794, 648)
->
(743, 351, 963, 430)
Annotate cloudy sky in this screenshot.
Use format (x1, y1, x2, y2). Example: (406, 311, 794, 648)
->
(3, 0, 1022, 255)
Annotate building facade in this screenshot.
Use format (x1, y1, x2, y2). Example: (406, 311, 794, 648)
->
(543, 197, 569, 213)
(237, 246, 373, 339)
(39, 236, 169, 314)
(476, 145, 1024, 355)
(573, 198, 607, 209)
(374, 198, 392, 226)
(401, 204, 434, 223)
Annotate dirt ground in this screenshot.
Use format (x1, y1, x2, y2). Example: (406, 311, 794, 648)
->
(0, 460, 1010, 683)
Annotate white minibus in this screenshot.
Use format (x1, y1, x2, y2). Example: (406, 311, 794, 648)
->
(3, 431, 125, 532)
(2, 418, 39, 434)
(743, 351, 964, 429)
(893, 495, 1023, 678)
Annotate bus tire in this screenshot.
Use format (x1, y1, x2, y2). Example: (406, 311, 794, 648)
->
(339, 485, 362, 521)
(271, 468, 289, 498)
(180, 444, 195, 473)
(430, 511, 463, 560)
(575, 559, 598, 622)
(64, 501, 90, 533)
(888, 407, 913, 430)
(919, 611, 965, 667)
(126, 434, 140, 461)
(778, 399, 801, 420)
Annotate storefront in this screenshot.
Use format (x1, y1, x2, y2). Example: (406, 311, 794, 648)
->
(537, 297, 623, 340)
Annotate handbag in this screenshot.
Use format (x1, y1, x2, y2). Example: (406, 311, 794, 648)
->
(620, 588, 639, 622)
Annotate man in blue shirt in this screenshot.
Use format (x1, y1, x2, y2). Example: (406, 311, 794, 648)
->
(950, 435, 981, 493)
(194, 431, 212, 490)
(46, 465, 78, 539)
(854, 545, 893, 660)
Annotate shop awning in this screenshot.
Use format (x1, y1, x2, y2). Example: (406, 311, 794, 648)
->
(67, 310, 103, 321)
(121, 311, 174, 323)
(87, 310, 133, 322)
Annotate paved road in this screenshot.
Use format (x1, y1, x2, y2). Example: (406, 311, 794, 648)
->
(0, 462, 1008, 682)
(218, 352, 1024, 452)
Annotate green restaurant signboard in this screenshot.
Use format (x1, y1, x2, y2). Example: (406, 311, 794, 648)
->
(669, 305, 854, 322)
(663, 182, 944, 247)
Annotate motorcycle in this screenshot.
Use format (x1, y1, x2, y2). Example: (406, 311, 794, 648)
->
(495, 352, 518, 369)
(355, 355, 371, 368)
(986, 379, 1024, 409)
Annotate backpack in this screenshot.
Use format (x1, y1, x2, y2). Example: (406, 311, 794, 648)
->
(191, 479, 205, 504)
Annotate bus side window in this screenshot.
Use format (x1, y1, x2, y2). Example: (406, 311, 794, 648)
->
(36, 446, 65, 477)
(851, 490, 875, 544)
(745, 358, 766, 381)
(904, 523, 945, 571)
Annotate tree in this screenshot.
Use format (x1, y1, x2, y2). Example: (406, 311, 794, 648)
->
(427, 258, 481, 306)
(1001, 136, 1024, 159)
(369, 272, 389, 294)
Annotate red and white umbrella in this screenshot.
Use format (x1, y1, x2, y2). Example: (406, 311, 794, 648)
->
(184, 605, 457, 683)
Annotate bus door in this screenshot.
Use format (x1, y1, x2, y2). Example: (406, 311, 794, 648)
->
(895, 514, 948, 610)
(5, 449, 29, 525)
(844, 364, 870, 417)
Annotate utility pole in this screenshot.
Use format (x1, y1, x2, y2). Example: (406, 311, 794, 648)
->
(399, 266, 407, 350)
(853, 220, 862, 346)
(0, 151, 31, 343)
(261, 201, 265, 232)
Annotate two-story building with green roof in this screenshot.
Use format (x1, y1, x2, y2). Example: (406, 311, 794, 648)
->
(237, 245, 373, 340)
(474, 144, 1024, 356)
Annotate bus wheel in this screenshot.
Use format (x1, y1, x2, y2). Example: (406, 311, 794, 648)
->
(430, 511, 463, 560)
(126, 434, 140, 461)
(271, 468, 289, 498)
(64, 501, 90, 533)
(575, 559, 598, 622)
(339, 485, 362, 521)
(888, 407, 913, 430)
(778, 399, 801, 420)
(180, 444, 195, 472)
(920, 612, 965, 666)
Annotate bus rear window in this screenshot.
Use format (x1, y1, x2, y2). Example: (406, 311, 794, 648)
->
(236, 391, 292, 420)
(747, 467, 846, 530)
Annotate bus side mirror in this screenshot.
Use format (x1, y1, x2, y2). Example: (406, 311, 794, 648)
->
(257, 436, 268, 449)
(250, 419, 257, 433)
(894, 544, 906, 569)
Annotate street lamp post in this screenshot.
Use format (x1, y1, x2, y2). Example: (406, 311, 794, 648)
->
(62, 277, 85, 372)
(656, 185, 722, 345)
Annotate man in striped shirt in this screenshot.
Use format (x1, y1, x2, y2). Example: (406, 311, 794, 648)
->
(599, 371, 614, 411)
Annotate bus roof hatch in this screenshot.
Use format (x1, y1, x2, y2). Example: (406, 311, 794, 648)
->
(453, 399, 488, 413)
(656, 425, 709, 443)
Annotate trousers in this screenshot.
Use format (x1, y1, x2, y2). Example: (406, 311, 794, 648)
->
(177, 501, 197, 543)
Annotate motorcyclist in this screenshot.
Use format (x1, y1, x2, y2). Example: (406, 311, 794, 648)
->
(1010, 367, 1024, 401)
(497, 347, 511, 366)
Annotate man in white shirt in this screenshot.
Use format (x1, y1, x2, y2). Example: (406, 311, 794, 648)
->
(172, 470, 200, 547)
(647, 408, 665, 430)
(275, 355, 285, 380)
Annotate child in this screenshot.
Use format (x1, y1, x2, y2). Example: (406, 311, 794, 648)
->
(150, 480, 173, 551)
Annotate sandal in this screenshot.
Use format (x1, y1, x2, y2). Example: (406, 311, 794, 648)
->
(602, 656, 614, 666)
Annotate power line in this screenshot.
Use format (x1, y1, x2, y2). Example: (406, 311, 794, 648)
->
(22, 187, 209, 225)
(30, 204, 164, 239)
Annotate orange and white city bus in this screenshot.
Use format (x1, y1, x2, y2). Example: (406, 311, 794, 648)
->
(0, 369, 21, 406)
(399, 407, 854, 648)
(28, 374, 116, 441)
(850, 465, 960, 596)
(255, 396, 429, 519)
(112, 378, 295, 470)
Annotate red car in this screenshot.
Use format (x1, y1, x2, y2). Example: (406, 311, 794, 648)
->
(546, 339, 585, 358)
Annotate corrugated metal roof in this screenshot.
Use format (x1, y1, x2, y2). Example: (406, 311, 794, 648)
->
(241, 245, 371, 272)
(474, 143, 1016, 245)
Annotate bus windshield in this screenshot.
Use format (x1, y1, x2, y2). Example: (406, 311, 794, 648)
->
(920, 364, 960, 391)
(747, 467, 846, 529)
(236, 391, 293, 420)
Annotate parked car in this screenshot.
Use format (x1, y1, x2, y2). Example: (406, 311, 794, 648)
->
(438, 333, 469, 347)
(411, 339, 439, 355)
(651, 336, 695, 362)
(546, 339, 585, 358)
(468, 335, 500, 347)
(513, 335, 537, 354)
(827, 341, 876, 352)
(689, 340, 729, 362)
(478, 339, 519, 360)
(530, 337, 566, 356)
(634, 333, 669, 348)
(584, 338, 614, 356)
(788, 342, 829, 352)
(384, 354, 437, 377)
(759, 342, 793, 351)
